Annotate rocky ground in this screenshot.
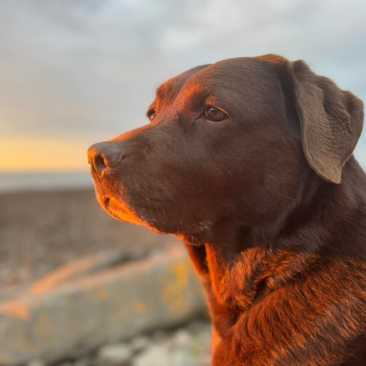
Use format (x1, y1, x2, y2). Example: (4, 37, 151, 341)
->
(27, 319, 212, 366)
(0, 189, 180, 300)
(0, 189, 210, 365)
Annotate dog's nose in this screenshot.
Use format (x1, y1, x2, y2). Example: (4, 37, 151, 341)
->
(88, 142, 124, 172)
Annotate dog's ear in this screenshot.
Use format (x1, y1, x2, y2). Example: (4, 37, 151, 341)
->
(290, 60, 364, 184)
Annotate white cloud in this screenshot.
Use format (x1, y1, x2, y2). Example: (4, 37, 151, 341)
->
(0, 0, 365, 168)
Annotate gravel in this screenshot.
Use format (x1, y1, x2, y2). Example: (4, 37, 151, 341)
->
(0, 189, 180, 300)
(31, 319, 212, 366)
(2, 189, 211, 366)
(97, 344, 133, 365)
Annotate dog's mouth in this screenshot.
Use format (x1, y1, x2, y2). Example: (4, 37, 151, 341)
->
(100, 195, 134, 223)
(89, 165, 217, 242)
(90, 166, 166, 233)
(90, 165, 127, 221)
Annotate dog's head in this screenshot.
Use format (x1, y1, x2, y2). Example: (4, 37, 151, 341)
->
(88, 55, 364, 245)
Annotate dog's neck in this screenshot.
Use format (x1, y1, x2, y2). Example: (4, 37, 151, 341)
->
(201, 157, 366, 312)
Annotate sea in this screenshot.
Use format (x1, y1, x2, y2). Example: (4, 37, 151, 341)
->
(0, 172, 94, 193)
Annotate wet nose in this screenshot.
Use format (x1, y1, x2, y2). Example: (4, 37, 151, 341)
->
(87, 141, 124, 172)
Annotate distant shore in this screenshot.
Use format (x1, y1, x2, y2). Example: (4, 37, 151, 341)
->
(0, 171, 94, 192)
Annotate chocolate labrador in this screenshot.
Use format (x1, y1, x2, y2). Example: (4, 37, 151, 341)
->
(88, 54, 366, 366)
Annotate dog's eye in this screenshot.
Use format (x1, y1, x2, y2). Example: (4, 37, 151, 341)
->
(204, 107, 227, 122)
(147, 109, 157, 121)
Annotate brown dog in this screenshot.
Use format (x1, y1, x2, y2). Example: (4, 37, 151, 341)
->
(88, 54, 366, 366)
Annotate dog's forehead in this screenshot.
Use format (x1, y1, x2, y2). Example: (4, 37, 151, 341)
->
(155, 65, 210, 108)
(154, 57, 282, 112)
(158, 60, 247, 97)
(190, 57, 280, 89)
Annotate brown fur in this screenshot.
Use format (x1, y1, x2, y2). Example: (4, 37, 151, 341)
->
(88, 54, 366, 365)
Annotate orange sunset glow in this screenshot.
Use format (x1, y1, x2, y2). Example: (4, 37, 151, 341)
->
(0, 138, 90, 172)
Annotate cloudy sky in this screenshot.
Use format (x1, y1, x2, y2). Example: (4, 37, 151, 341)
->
(1, 0, 366, 172)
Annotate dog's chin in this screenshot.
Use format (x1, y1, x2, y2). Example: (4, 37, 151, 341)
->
(95, 192, 146, 225)
(93, 188, 168, 235)
(99, 197, 132, 224)
(92, 178, 212, 244)
(95, 194, 207, 243)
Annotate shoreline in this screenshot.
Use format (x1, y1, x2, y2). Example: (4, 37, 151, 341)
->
(0, 171, 93, 193)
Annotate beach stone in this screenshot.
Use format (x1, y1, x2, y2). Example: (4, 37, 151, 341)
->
(27, 361, 45, 366)
(171, 348, 196, 366)
(97, 343, 132, 365)
(173, 329, 191, 347)
(152, 330, 166, 342)
(130, 336, 150, 352)
(0, 246, 206, 365)
(73, 359, 90, 366)
(133, 344, 172, 366)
